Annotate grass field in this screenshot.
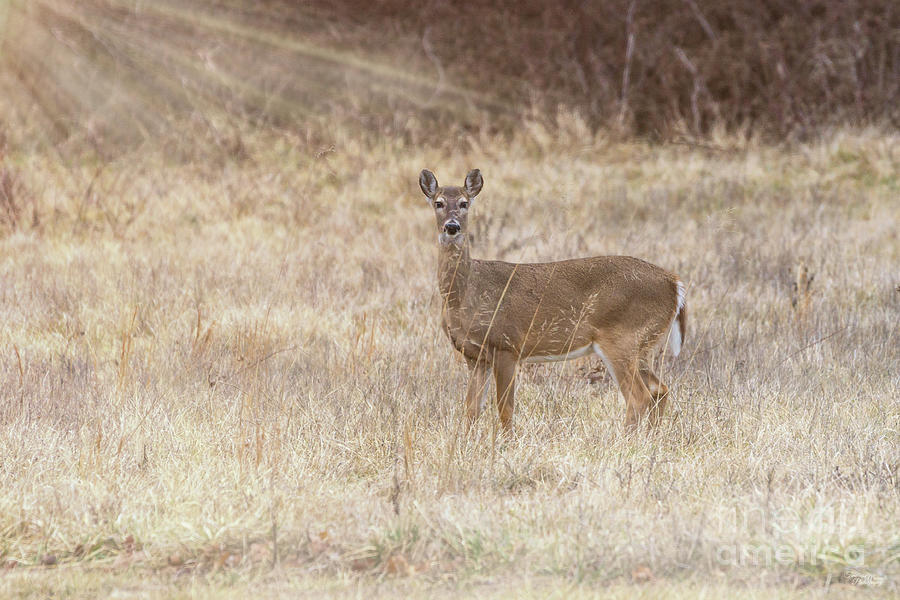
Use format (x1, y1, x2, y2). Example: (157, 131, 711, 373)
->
(0, 116, 898, 597)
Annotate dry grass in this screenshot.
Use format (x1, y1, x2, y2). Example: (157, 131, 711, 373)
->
(0, 118, 898, 597)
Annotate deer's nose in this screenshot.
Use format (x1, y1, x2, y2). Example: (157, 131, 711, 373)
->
(444, 221, 460, 235)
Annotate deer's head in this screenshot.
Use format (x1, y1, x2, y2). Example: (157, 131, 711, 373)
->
(419, 169, 483, 246)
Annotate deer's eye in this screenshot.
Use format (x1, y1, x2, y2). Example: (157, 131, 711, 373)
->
(434, 201, 444, 209)
(459, 200, 469, 209)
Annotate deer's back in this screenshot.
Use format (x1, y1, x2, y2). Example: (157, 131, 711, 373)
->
(447, 255, 679, 359)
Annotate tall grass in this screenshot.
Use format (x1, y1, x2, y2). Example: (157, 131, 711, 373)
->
(0, 118, 897, 595)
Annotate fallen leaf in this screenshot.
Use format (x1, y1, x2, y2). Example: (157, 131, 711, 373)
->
(350, 557, 376, 572)
(631, 564, 653, 583)
(385, 553, 415, 576)
(213, 551, 230, 569)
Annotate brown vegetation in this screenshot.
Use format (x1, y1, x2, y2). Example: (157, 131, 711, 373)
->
(1, 0, 897, 156)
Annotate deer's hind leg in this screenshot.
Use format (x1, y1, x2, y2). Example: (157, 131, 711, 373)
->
(619, 361, 656, 430)
(594, 341, 656, 430)
(639, 363, 670, 427)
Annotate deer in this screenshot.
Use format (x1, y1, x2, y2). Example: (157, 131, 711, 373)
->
(419, 168, 687, 433)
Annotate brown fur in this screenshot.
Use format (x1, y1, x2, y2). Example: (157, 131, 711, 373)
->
(420, 169, 686, 432)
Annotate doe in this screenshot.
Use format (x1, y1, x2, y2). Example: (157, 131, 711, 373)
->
(420, 169, 687, 433)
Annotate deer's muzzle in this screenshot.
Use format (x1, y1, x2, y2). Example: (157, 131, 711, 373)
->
(443, 220, 461, 235)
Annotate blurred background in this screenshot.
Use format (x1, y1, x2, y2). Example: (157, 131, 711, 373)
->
(1, 0, 897, 160)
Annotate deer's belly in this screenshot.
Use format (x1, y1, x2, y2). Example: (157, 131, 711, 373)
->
(522, 344, 594, 363)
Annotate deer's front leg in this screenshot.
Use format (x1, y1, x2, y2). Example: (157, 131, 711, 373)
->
(464, 358, 492, 427)
(493, 351, 517, 433)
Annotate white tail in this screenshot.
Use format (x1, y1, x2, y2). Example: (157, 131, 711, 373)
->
(668, 280, 687, 356)
(420, 169, 687, 432)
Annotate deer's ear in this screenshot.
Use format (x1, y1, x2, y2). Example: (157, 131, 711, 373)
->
(464, 169, 483, 197)
(419, 170, 438, 200)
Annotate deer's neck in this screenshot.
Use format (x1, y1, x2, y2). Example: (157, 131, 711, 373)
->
(437, 241, 472, 310)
